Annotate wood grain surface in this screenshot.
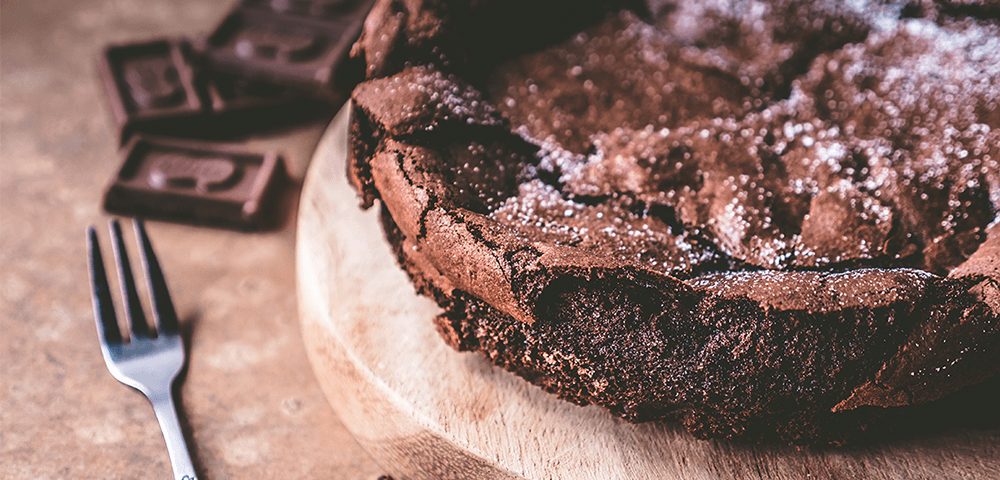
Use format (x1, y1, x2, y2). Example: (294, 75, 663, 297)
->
(296, 105, 1000, 480)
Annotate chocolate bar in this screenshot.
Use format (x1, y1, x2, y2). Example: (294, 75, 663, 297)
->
(101, 38, 331, 144)
(103, 135, 286, 229)
(199, 70, 337, 136)
(99, 39, 205, 143)
(197, 0, 375, 96)
(203, 71, 292, 112)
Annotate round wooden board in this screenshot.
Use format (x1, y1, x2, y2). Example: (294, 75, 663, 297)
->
(296, 105, 1000, 480)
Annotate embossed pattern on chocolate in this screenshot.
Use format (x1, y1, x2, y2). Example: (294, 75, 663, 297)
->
(199, 0, 375, 95)
(100, 39, 205, 143)
(100, 38, 317, 144)
(104, 135, 286, 229)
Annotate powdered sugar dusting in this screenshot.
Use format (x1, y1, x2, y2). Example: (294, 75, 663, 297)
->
(481, 3, 998, 274)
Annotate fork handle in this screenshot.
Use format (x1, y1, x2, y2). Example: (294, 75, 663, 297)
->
(151, 391, 199, 480)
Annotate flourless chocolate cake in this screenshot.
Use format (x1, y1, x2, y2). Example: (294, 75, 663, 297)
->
(345, 0, 1000, 444)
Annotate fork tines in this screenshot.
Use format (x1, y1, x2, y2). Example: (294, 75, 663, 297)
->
(88, 219, 180, 344)
(87, 219, 197, 480)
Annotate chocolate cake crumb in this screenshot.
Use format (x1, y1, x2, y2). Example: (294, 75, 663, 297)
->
(345, 0, 1000, 444)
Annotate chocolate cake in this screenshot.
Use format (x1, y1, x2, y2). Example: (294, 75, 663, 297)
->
(344, 0, 1000, 444)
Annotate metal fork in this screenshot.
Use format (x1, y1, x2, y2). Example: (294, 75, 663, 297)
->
(88, 219, 198, 480)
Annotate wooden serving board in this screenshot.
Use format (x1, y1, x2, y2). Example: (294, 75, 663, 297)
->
(296, 106, 1000, 480)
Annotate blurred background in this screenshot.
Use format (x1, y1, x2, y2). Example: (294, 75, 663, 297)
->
(1, 0, 385, 477)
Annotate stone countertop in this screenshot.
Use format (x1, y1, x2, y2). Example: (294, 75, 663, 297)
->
(1, 0, 384, 478)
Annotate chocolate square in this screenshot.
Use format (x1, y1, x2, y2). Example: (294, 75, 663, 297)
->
(197, 0, 375, 96)
(103, 135, 286, 230)
(99, 38, 205, 143)
(200, 70, 338, 134)
(203, 71, 295, 112)
(101, 37, 335, 144)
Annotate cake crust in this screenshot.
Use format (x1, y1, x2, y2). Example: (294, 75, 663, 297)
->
(345, 0, 1000, 444)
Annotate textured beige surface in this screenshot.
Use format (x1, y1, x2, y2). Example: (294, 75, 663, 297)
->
(0, 0, 383, 478)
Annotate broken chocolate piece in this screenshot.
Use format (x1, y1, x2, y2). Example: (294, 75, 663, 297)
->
(103, 135, 286, 229)
(101, 38, 322, 144)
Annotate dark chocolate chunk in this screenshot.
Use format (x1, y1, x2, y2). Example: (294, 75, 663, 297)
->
(101, 38, 323, 144)
(103, 135, 286, 230)
(99, 38, 205, 144)
(198, 0, 375, 96)
(199, 71, 339, 137)
(203, 71, 291, 112)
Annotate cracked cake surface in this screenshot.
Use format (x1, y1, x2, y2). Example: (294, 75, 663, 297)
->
(344, 0, 1000, 444)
